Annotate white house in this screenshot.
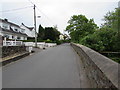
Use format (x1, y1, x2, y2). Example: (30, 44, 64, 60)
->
(59, 34, 64, 40)
(20, 23, 35, 38)
(0, 18, 27, 40)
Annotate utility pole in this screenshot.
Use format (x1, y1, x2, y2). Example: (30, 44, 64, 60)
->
(34, 4, 37, 48)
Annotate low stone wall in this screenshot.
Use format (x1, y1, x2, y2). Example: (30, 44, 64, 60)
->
(2, 46, 27, 58)
(71, 43, 119, 89)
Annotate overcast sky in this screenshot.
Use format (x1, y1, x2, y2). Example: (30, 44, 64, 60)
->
(0, 0, 119, 33)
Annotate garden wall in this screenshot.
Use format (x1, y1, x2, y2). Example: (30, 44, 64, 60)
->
(2, 46, 27, 58)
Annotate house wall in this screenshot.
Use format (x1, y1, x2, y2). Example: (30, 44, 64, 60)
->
(20, 25, 35, 38)
(59, 35, 64, 40)
(1, 22, 10, 30)
(0, 30, 3, 36)
(1, 30, 27, 41)
(31, 30, 35, 37)
(11, 26, 20, 32)
(0, 19, 27, 40)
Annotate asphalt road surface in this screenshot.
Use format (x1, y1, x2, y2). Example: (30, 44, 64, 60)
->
(2, 43, 89, 88)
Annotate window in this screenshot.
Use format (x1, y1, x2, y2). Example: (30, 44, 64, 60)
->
(21, 29, 25, 33)
(3, 25, 8, 29)
(17, 37, 20, 40)
(12, 36, 14, 39)
(15, 29, 18, 32)
(4, 35, 9, 39)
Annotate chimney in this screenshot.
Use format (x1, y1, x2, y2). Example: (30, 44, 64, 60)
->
(4, 19, 8, 22)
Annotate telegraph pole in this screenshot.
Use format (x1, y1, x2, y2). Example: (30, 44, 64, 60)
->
(34, 4, 37, 47)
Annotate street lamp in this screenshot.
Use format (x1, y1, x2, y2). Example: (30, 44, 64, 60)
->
(35, 16, 41, 47)
(37, 16, 41, 18)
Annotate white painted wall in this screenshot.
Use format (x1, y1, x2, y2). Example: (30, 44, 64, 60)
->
(0, 30, 3, 36)
(24, 42, 56, 49)
(59, 35, 64, 40)
(0, 21, 10, 30)
(20, 24, 35, 38)
(0, 19, 27, 40)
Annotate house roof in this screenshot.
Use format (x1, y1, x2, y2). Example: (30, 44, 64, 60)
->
(21, 23, 34, 31)
(0, 18, 20, 28)
(0, 26, 28, 37)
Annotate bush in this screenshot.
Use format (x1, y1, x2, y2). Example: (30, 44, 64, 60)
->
(23, 38, 71, 45)
(55, 40, 62, 45)
(45, 39, 53, 43)
(22, 39, 35, 42)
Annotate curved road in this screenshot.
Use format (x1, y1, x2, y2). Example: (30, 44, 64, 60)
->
(3, 43, 89, 88)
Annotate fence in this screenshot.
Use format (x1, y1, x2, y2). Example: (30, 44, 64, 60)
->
(3, 40, 23, 46)
(24, 42, 56, 48)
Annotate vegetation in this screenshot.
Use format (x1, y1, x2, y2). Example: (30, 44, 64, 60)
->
(65, 8, 120, 63)
(38, 25, 60, 42)
(66, 15, 98, 43)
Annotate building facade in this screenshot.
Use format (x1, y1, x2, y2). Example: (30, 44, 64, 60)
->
(20, 23, 35, 38)
(0, 19, 27, 40)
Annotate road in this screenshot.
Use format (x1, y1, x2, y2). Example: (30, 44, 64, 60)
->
(2, 43, 89, 88)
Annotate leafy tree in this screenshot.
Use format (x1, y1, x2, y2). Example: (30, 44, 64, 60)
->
(66, 15, 98, 43)
(81, 28, 116, 52)
(53, 25, 61, 40)
(66, 8, 120, 52)
(38, 25, 60, 41)
(38, 25, 45, 40)
(101, 8, 120, 51)
(44, 27, 60, 41)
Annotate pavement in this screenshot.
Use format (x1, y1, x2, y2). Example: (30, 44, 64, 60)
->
(2, 43, 90, 88)
(1, 52, 30, 66)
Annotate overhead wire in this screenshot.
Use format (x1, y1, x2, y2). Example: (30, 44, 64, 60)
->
(0, 6, 33, 13)
(28, 0, 35, 5)
(27, 0, 56, 26)
(36, 7, 56, 25)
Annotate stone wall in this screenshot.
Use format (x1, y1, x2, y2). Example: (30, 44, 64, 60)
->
(2, 46, 27, 58)
(71, 43, 119, 89)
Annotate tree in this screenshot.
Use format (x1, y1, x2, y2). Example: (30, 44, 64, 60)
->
(83, 8, 120, 52)
(44, 27, 60, 41)
(66, 15, 98, 43)
(101, 8, 120, 51)
(38, 25, 45, 40)
(53, 25, 61, 40)
(38, 24, 60, 41)
(65, 11, 120, 52)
